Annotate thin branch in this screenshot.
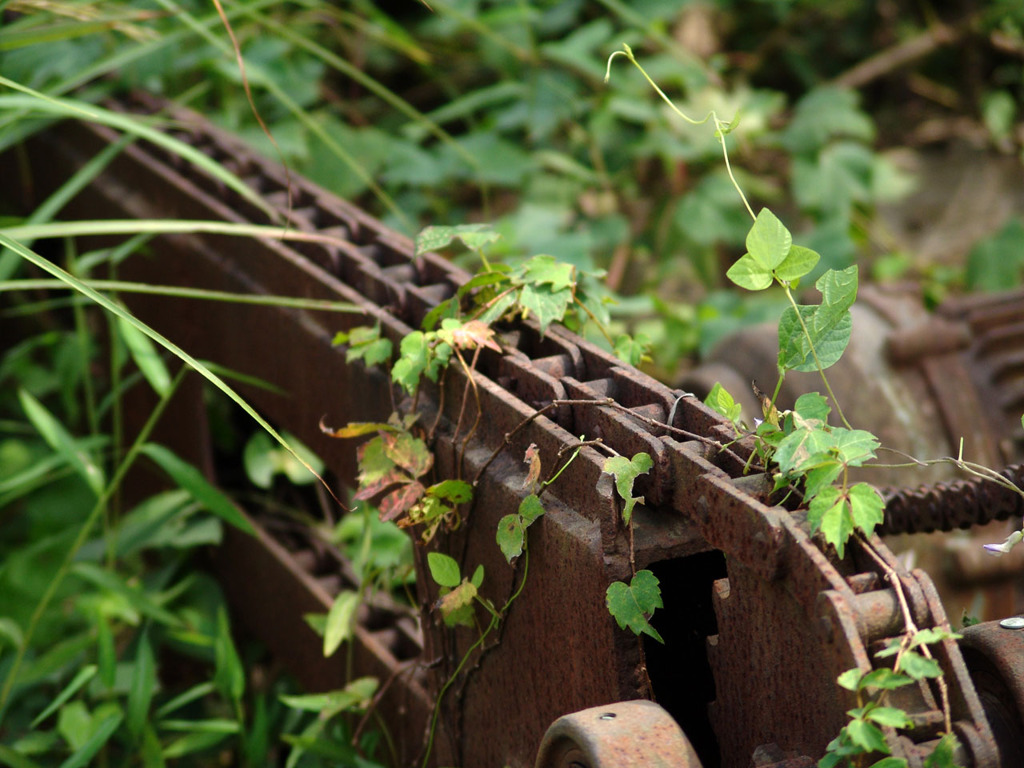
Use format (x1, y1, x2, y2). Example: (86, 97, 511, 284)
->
(832, 17, 970, 89)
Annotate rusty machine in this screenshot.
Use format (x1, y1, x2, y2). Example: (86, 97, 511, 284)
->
(7, 96, 1024, 768)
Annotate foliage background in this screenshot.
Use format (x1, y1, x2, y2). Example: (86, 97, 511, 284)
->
(1, 1, 1023, 765)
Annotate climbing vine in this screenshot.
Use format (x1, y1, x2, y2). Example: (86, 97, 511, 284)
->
(316, 38, 1010, 768)
(603, 44, 975, 768)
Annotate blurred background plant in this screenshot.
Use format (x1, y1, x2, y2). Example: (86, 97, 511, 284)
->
(2, 1, 1024, 764)
(5, 1, 1024, 377)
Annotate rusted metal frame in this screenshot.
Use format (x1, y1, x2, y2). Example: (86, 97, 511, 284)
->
(27, 112, 710, 764)
(19, 99, 1003, 765)
(666, 430, 998, 763)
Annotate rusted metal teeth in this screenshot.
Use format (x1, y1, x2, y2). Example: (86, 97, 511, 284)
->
(881, 464, 1024, 535)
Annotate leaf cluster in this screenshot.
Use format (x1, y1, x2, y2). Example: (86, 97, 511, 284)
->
(757, 393, 883, 558)
(418, 225, 621, 343)
(823, 627, 963, 768)
(426, 552, 486, 628)
(331, 424, 472, 544)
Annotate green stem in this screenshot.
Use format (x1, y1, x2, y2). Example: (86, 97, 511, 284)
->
(0, 367, 187, 721)
(605, 45, 754, 220)
(781, 284, 852, 429)
(0, 279, 362, 313)
(421, 547, 530, 768)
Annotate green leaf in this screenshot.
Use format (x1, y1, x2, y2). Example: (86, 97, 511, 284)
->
(117, 316, 172, 397)
(140, 444, 255, 536)
(837, 667, 864, 691)
(70, 563, 181, 627)
(832, 429, 880, 467)
(869, 759, 909, 768)
(846, 720, 889, 753)
(391, 331, 430, 394)
(323, 590, 360, 658)
(0, 744, 45, 768)
(899, 650, 942, 680)
(470, 564, 485, 589)
(774, 245, 820, 285)
(778, 266, 858, 372)
(859, 668, 914, 691)
(966, 217, 1024, 292)
(704, 382, 742, 424)
(808, 485, 854, 558)
(518, 282, 573, 335)
(602, 452, 654, 525)
(415, 223, 501, 256)
(59, 710, 124, 768)
(336, 324, 393, 367)
(160, 731, 231, 759)
(437, 580, 478, 627)
(427, 479, 473, 504)
(496, 514, 525, 563)
(746, 208, 792, 271)
(243, 431, 324, 489)
(726, 253, 774, 291)
(794, 392, 831, 423)
(864, 706, 912, 728)
(158, 719, 239, 734)
(605, 570, 664, 643)
(213, 607, 244, 703)
(781, 87, 875, 153)
(613, 333, 652, 367)
(923, 733, 959, 768)
(518, 494, 546, 527)
(126, 631, 157, 740)
(910, 628, 961, 647)
(19, 388, 105, 496)
(57, 701, 93, 752)
(848, 483, 884, 537)
(519, 254, 575, 291)
(30, 665, 98, 729)
(426, 551, 461, 588)
(279, 677, 377, 716)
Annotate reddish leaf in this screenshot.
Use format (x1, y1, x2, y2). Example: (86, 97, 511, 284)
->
(353, 467, 407, 501)
(522, 442, 541, 490)
(379, 480, 426, 521)
(381, 431, 433, 478)
(445, 319, 501, 352)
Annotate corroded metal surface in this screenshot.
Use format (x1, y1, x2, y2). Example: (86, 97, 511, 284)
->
(960, 620, 1024, 768)
(534, 700, 702, 768)
(6, 94, 1018, 767)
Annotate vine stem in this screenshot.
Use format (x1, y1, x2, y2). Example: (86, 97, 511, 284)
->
(877, 446, 1024, 503)
(605, 44, 755, 221)
(781, 283, 853, 429)
(472, 397, 733, 485)
(857, 535, 953, 734)
(420, 547, 530, 768)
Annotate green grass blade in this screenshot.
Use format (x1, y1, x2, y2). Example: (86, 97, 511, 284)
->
(0, 279, 361, 314)
(0, 233, 333, 509)
(57, 710, 124, 768)
(28, 665, 98, 729)
(0, 218, 349, 246)
(17, 389, 106, 496)
(139, 444, 254, 536)
(151, 0, 409, 227)
(0, 83, 278, 222)
(126, 630, 157, 740)
(116, 316, 173, 398)
(0, 744, 44, 768)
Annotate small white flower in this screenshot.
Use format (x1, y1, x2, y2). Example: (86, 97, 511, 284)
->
(983, 529, 1023, 556)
